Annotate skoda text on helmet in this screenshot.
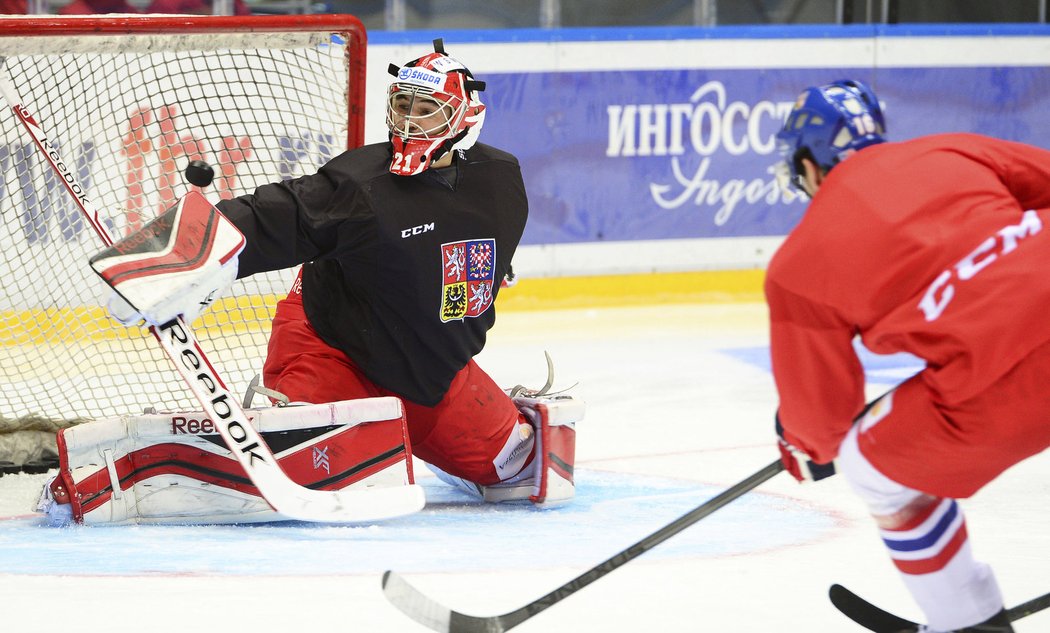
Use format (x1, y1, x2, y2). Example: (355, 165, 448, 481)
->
(775, 79, 886, 194)
(386, 38, 487, 176)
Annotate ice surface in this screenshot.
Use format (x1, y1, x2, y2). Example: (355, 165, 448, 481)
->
(0, 304, 1046, 632)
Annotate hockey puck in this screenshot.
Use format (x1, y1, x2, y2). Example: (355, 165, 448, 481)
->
(0, 461, 20, 476)
(184, 159, 215, 187)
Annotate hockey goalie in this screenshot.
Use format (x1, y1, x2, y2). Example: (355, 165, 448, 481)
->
(36, 189, 581, 526)
(37, 39, 585, 525)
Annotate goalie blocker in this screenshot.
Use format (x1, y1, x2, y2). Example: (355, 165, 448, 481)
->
(89, 191, 244, 327)
(39, 398, 415, 525)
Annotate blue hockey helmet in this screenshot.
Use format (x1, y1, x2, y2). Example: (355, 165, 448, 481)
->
(775, 79, 886, 194)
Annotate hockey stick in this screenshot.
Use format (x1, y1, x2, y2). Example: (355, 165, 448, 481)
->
(383, 459, 785, 632)
(829, 583, 1050, 632)
(0, 62, 424, 523)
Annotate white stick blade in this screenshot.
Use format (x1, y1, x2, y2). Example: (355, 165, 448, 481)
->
(269, 480, 426, 523)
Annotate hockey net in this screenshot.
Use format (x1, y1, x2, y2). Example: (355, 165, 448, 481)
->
(0, 15, 365, 465)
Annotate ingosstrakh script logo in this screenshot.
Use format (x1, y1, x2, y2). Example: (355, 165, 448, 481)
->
(605, 80, 805, 225)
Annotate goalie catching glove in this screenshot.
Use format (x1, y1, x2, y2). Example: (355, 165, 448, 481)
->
(89, 191, 245, 326)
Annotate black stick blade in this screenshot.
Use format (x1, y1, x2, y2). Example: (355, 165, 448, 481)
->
(828, 584, 918, 632)
(831, 582, 1050, 631)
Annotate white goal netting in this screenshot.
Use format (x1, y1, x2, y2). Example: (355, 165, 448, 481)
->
(0, 15, 365, 464)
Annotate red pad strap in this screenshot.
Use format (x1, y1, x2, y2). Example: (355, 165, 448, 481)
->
(54, 428, 83, 522)
(528, 403, 576, 504)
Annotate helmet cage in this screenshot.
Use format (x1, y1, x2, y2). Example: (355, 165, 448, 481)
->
(386, 84, 465, 142)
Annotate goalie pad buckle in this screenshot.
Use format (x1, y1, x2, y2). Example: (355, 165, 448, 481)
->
(89, 191, 245, 326)
(43, 397, 415, 525)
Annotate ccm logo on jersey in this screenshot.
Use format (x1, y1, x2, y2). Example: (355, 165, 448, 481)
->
(920, 209, 1042, 321)
(402, 222, 435, 238)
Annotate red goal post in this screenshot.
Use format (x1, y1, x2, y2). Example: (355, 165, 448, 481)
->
(0, 15, 366, 465)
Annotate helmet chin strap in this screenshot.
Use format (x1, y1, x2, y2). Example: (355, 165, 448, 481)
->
(397, 128, 468, 170)
(434, 129, 468, 163)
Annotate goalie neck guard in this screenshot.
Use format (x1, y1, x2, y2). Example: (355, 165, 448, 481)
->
(775, 79, 886, 195)
(386, 38, 486, 176)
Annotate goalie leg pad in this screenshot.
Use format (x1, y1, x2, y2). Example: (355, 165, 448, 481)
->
(44, 397, 414, 525)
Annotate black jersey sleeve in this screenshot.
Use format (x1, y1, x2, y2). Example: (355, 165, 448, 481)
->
(217, 155, 363, 278)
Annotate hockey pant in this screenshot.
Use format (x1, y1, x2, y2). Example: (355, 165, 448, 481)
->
(263, 289, 580, 504)
(839, 419, 1004, 631)
(835, 344, 1050, 633)
(42, 398, 414, 525)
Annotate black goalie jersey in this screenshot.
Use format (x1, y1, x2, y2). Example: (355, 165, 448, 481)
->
(217, 142, 528, 406)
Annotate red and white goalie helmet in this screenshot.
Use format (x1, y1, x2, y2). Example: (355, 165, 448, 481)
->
(386, 39, 486, 176)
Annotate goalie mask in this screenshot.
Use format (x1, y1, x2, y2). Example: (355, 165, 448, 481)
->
(775, 79, 886, 195)
(386, 39, 486, 176)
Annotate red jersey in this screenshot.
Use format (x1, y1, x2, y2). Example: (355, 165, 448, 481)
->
(767, 133, 1050, 463)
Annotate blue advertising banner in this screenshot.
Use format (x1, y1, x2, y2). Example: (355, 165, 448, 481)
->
(366, 27, 1050, 274)
(478, 66, 1050, 245)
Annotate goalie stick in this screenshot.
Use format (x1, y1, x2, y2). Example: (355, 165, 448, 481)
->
(0, 61, 425, 523)
(829, 583, 1050, 632)
(383, 459, 785, 632)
